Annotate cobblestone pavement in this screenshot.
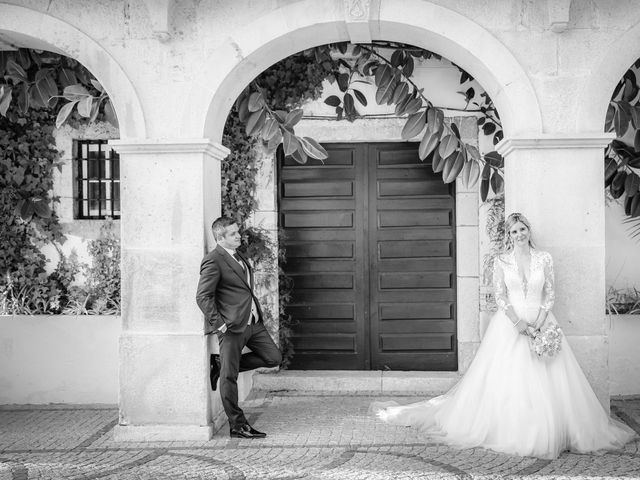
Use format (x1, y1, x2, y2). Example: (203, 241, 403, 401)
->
(0, 394, 639, 479)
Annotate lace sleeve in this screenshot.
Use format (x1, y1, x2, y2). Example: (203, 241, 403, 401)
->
(541, 252, 555, 311)
(493, 256, 511, 312)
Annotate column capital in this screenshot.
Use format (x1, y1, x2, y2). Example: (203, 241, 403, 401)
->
(109, 138, 230, 160)
(496, 133, 614, 156)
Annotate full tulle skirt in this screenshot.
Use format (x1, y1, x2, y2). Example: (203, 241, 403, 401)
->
(373, 311, 636, 459)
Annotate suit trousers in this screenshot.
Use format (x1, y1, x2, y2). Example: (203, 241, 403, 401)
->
(217, 322, 282, 428)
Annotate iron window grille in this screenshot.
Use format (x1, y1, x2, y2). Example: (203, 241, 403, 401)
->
(73, 140, 120, 219)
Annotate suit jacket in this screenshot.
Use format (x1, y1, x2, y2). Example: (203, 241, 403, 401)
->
(196, 245, 264, 334)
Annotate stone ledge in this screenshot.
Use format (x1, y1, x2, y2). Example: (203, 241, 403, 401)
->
(253, 370, 460, 395)
(113, 424, 213, 442)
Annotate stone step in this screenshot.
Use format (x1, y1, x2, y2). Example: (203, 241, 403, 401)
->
(252, 370, 461, 396)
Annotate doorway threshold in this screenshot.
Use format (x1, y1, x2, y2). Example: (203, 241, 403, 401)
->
(252, 370, 461, 396)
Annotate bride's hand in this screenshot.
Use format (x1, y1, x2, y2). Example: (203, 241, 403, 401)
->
(514, 319, 529, 335)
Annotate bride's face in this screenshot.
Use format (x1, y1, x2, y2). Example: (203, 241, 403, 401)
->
(509, 221, 530, 247)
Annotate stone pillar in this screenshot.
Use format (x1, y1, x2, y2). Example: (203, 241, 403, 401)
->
(109, 138, 229, 441)
(497, 133, 613, 409)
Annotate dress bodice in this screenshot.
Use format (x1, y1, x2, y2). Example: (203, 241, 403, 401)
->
(493, 249, 555, 315)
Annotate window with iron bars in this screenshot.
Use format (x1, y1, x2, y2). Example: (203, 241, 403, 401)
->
(73, 140, 120, 219)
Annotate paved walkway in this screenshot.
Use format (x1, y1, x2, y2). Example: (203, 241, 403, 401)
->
(1, 394, 639, 479)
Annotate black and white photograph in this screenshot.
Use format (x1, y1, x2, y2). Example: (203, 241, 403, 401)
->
(1, 0, 639, 478)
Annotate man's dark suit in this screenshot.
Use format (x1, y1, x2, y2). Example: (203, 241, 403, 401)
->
(196, 245, 281, 429)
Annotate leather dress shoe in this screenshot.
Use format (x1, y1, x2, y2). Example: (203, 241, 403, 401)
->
(209, 354, 220, 391)
(229, 423, 267, 439)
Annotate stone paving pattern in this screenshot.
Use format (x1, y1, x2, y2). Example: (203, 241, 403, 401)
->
(0, 394, 639, 479)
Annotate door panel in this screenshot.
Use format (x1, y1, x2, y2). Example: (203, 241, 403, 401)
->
(279, 142, 457, 370)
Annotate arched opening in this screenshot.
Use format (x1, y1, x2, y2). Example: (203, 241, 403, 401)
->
(209, 31, 522, 373)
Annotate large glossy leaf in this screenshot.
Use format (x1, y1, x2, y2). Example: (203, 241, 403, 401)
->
(451, 123, 461, 139)
(401, 110, 426, 139)
(324, 95, 341, 107)
(403, 97, 422, 115)
(631, 193, 640, 218)
(465, 144, 481, 162)
(462, 159, 481, 189)
(391, 82, 408, 105)
(375, 78, 397, 105)
(261, 118, 279, 141)
(300, 136, 328, 160)
(634, 130, 640, 153)
(246, 109, 266, 136)
(62, 84, 91, 101)
(237, 95, 250, 122)
(604, 156, 618, 186)
(605, 104, 615, 131)
(402, 55, 415, 77)
(76, 96, 93, 117)
(439, 134, 458, 158)
(374, 64, 392, 87)
(353, 89, 367, 106)
(32, 199, 51, 219)
(282, 130, 299, 156)
(625, 172, 640, 196)
(432, 149, 445, 173)
(418, 127, 439, 160)
(5, 59, 27, 84)
(58, 68, 78, 88)
(614, 105, 631, 137)
(285, 109, 304, 126)
(267, 128, 283, 150)
(20, 198, 35, 220)
(394, 93, 411, 115)
(480, 177, 490, 202)
(490, 171, 504, 194)
(484, 150, 504, 168)
(390, 49, 404, 67)
(0, 86, 12, 116)
(290, 145, 308, 164)
(442, 151, 464, 183)
(55, 99, 78, 128)
(611, 170, 627, 199)
(337, 73, 349, 92)
(248, 92, 265, 112)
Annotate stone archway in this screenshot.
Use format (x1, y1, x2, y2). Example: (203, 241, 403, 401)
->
(0, 4, 145, 138)
(185, 0, 542, 142)
(180, 0, 548, 384)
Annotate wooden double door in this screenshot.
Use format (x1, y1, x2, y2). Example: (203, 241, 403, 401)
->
(278, 143, 457, 370)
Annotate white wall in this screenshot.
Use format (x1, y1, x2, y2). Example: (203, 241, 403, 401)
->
(606, 199, 640, 289)
(0, 315, 121, 404)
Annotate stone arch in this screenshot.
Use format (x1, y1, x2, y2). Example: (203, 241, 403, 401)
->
(577, 20, 640, 132)
(186, 0, 541, 142)
(0, 4, 145, 138)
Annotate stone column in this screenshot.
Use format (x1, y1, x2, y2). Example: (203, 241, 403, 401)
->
(497, 133, 613, 409)
(109, 138, 229, 441)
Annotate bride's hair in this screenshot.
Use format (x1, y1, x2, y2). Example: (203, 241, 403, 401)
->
(503, 212, 536, 252)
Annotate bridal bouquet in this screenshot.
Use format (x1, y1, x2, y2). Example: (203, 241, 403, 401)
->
(529, 324, 563, 358)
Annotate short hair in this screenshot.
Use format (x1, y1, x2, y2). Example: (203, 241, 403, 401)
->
(211, 216, 236, 241)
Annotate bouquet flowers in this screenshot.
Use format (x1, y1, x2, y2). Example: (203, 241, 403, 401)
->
(529, 323, 563, 358)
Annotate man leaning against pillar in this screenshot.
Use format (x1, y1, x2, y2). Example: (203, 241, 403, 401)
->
(196, 216, 282, 439)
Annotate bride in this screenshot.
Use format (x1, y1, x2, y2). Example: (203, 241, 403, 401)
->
(374, 212, 636, 459)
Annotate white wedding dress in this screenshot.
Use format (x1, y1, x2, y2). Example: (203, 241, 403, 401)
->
(374, 249, 636, 459)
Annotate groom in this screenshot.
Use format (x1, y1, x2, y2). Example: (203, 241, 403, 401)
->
(196, 216, 281, 438)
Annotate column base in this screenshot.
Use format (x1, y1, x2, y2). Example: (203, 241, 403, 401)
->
(113, 424, 213, 442)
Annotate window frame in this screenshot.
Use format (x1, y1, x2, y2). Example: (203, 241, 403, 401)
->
(72, 139, 121, 220)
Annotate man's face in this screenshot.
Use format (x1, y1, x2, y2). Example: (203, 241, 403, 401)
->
(218, 223, 241, 250)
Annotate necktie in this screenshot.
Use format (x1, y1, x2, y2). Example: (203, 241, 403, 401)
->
(233, 252, 245, 272)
